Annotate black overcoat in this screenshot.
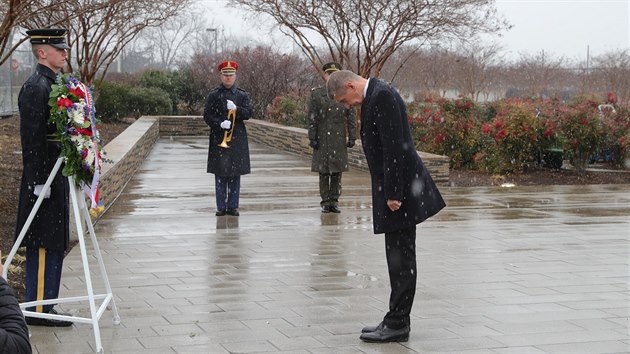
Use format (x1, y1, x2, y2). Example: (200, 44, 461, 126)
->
(360, 78, 446, 234)
(0, 277, 31, 354)
(15, 64, 69, 251)
(203, 84, 253, 176)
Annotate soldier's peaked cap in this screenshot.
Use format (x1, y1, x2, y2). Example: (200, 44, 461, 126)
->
(27, 28, 70, 49)
(322, 62, 341, 73)
(218, 61, 238, 75)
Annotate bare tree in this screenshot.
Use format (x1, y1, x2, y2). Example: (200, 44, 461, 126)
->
(225, 46, 314, 116)
(516, 51, 569, 98)
(0, 0, 37, 65)
(134, 8, 208, 69)
(379, 46, 456, 99)
(0, 0, 103, 65)
(591, 49, 630, 102)
(17, 0, 192, 86)
(419, 49, 460, 97)
(230, 0, 509, 78)
(452, 40, 502, 101)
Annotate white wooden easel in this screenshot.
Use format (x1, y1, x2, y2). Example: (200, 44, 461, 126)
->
(2, 157, 120, 354)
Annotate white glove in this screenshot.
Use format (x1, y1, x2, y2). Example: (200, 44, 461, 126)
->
(220, 120, 232, 130)
(33, 184, 51, 198)
(227, 100, 237, 110)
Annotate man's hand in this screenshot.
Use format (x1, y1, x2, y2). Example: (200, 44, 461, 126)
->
(387, 199, 401, 212)
(220, 120, 232, 130)
(347, 139, 355, 148)
(309, 139, 319, 150)
(227, 100, 237, 110)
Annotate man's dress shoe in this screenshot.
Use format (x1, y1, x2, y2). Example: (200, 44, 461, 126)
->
(26, 309, 73, 327)
(226, 208, 240, 216)
(362, 322, 383, 333)
(216, 210, 227, 216)
(359, 324, 410, 343)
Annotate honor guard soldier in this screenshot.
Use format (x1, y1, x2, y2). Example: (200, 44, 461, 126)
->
(308, 62, 356, 213)
(15, 28, 73, 326)
(203, 61, 253, 216)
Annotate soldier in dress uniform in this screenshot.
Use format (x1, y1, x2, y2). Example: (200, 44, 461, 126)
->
(203, 61, 253, 216)
(308, 62, 356, 213)
(15, 28, 73, 327)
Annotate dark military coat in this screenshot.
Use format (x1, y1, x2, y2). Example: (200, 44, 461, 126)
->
(15, 64, 69, 251)
(203, 83, 253, 176)
(308, 86, 356, 173)
(360, 78, 446, 234)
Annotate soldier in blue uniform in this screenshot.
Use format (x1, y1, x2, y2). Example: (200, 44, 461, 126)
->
(203, 61, 253, 216)
(15, 28, 73, 327)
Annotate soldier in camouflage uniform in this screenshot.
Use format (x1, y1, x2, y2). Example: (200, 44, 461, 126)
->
(308, 62, 356, 213)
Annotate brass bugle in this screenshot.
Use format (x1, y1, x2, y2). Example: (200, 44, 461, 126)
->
(218, 109, 236, 148)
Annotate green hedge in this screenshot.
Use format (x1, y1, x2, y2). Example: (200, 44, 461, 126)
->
(409, 96, 629, 175)
(95, 81, 172, 122)
(266, 95, 308, 129)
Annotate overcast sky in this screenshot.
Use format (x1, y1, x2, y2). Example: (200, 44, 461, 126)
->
(494, 0, 629, 60)
(200, 0, 629, 61)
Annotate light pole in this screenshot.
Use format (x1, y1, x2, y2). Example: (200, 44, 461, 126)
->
(206, 28, 217, 56)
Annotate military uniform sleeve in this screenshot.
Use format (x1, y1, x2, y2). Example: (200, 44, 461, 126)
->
(235, 89, 253, 121)
(307, 88, 319, 141)
(0, 277, 32, 354)
(346, 107, 357, 141)
(19, 79, 52, 186)
(202, 89, 223, 130)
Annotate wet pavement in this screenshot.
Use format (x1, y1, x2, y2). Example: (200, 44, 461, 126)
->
(29, 136, 630, 353)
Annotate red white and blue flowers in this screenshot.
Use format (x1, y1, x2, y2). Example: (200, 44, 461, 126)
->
(48, 73, 106, 216)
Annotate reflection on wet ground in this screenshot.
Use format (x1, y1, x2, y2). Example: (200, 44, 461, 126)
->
(34, 137, 629, 354)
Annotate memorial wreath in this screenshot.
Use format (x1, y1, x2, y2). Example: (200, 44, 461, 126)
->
(48, 73, 107, 216)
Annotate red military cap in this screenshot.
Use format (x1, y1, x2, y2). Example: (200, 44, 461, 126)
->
(218, 61, 238, 75)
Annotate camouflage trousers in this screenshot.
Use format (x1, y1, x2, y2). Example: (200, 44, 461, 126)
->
(319, 172, 342, 207)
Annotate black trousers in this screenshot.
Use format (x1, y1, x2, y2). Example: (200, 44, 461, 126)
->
(383, 225, 417, 329)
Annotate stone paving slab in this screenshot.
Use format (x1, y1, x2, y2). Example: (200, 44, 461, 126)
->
(26, 137, 630, 353)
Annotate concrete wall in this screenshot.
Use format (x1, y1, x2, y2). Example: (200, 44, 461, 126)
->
(97, 117, 160, 216)
(96, 116, 450, 220)
(245, 119, 450, 183)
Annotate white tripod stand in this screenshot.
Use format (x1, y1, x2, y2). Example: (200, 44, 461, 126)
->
(3, 157, 120, 354)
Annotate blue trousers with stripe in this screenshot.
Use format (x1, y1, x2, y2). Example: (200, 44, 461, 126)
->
(25, 247, 64, 313)
(215, 175, 241, 211)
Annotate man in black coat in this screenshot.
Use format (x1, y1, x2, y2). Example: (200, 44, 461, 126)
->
(203, 60, 253, 216)
(0, 261, 32, 353)
(15, 28, 73, 327)
(327, 70, 446, 343)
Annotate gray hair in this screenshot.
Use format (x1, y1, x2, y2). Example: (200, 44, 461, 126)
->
(326, 70, 362, 99)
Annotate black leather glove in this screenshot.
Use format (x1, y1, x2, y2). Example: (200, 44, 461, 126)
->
(309, 139, 319, 150)
(346, 139, 355, 148)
